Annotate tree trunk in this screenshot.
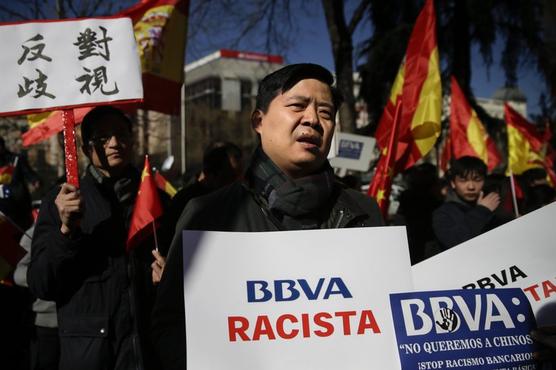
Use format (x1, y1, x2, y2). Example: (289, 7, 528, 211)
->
(452, 0, 472, 98)
(321, 0, 357, 133)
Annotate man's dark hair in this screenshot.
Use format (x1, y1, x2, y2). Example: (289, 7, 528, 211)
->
(254, 63, 342, 113)
(448, 156, 487, 181)
(80, 105, 132, 147)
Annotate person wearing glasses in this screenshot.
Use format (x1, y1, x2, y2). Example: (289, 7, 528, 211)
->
(28, 106, 168, 370)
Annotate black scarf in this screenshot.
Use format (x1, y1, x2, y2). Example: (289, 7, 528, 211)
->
(247, 146, 336, 230)
(87, 164, 139, 227)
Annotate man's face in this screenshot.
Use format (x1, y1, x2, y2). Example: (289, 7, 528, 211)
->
(450, 172, 485, 203)
(253, 78, 335, 178)
(85, 114, 133, 177)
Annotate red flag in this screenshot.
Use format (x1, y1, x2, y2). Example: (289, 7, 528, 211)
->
(439, 134, 451, 173)
(119, 0, 190, 115)
(449, 76, 501, 171)
(368, 101, 402, 219)
(127, 155, 163, 251)
(544, 148, 556, 187)
(374, 0, 441, 171)
(0, 214, 26, 281)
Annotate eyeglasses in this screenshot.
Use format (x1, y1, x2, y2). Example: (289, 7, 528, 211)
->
(89, 133, 131, 146)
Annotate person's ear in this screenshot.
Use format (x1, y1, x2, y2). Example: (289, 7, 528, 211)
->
(450, 180, 456, 189)
(251, 110, 263, 134)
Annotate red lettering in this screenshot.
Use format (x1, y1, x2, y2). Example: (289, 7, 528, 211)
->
(335, 311, 356, 335)
(301, 313, 310, 338)
(357, 310, 381, 334)
(542, 280, 556, 299)
(313, 312, 334, 337)
(253, 315, 276, 340)
(523, 284, 541, 302)
(228, 316, 250, 342)
(276, 314, 298, 339)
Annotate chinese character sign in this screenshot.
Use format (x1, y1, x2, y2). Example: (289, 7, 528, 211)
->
(0, 17, 142, 116)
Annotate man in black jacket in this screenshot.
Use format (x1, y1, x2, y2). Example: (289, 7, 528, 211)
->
(432, 156, 511, 250)
(28, 106, 166, 370)
(152, 63, 383, 370)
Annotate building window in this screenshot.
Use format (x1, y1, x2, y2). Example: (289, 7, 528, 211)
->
(186, 77, 221, 109)
(240, 80, 253, 111)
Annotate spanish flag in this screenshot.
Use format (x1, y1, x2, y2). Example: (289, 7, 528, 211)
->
(127, 155, 163, 251)
(154, 171, 177, 198)
(504, 103, 544, 175)
(120, 0, 189, 115)
(23, 107, 92, 147)
(368, 101, 402, 219)
(374, 0, 441, 171)
(449, 76, 501, 171)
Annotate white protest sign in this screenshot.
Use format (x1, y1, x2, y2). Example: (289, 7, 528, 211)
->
(182, 227, 413, 370)
(0, 17, 142, 116)
(413, 201, 556, 326)
(328, 132, 376, 172)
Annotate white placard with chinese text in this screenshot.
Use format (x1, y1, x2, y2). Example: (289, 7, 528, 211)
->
(0, 17, 142, 115)
(182, 227, 413, 370)
(412, 201, 556, 326)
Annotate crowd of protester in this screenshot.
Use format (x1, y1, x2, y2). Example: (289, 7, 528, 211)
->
(0, 63, 554, 370)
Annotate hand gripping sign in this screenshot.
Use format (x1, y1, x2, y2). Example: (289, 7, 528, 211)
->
(181, 227, 413, 370)
(0, 17, 143, 186)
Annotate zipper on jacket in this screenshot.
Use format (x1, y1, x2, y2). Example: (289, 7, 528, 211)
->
(333, 209, 345, 228)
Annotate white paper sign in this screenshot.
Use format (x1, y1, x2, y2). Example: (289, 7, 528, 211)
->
(328, 132, 376, 172)
(182, 227, 413, 370)
(0, 17, 142, 115)
(412, 201, 556, 326)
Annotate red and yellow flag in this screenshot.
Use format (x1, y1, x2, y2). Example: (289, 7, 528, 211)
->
(504, 103, 544, 175)
(127, 155, 163, 251)
(121, 0, 189, 115)
(155, 171, 177, 198)
(374, 0, 441, 171)
(449, 76, 501, 171)
(0, 164, 15, 185)
(368, 101, 402, 219)
(23, 107, 93, 147)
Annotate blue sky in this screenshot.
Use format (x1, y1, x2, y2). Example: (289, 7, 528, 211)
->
(186, 1, 547, 120)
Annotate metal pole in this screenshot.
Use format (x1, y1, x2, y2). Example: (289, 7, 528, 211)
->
(180, 82, 186, 175)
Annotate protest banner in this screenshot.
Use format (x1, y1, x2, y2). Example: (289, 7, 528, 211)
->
(182, 227, 413, 370)
(0, 17, 142, 115)
(0, 17, 143, 186)
(413, 202, 556, 327)
(390, 288, 536, 370)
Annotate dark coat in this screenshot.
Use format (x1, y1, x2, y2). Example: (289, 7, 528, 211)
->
(152, 180, 383, 370)
(28, 170, 166, 370)
(432, 191, 512, 250)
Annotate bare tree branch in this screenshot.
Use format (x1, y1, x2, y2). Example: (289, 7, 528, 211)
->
(348, 0, 370, 35)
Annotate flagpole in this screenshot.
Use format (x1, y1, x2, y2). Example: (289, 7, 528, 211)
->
(151, 220, 159, 252)
(508, 169, 520, 218)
